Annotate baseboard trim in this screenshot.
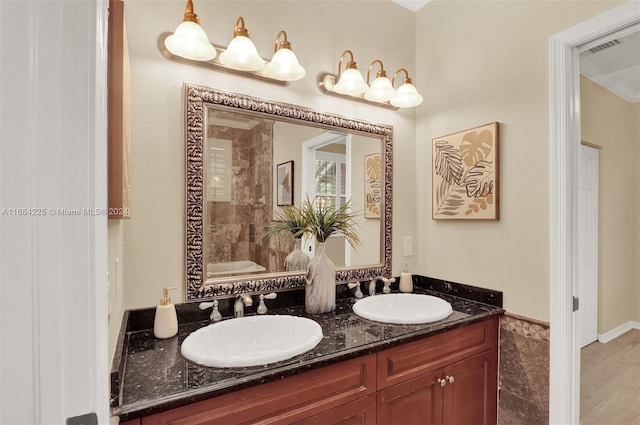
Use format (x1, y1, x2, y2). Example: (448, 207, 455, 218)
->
(598, 321, 640, 343)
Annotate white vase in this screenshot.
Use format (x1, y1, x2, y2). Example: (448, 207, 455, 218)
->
(284, 238, 310, 271)
(305, 241, 336, 314)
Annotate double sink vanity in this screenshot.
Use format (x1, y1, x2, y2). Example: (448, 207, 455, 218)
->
(111, 277, 503, 424)
(110, 85, 503, 424)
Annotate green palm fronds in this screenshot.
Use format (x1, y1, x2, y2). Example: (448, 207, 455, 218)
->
(300, 196, 361, 247)
(266, 196, 361, 247)
(266, 205, 307, 239)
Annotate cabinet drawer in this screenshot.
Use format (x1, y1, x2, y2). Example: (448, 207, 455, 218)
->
(293, 396, 376, 425)
(141, 354, 376, 425)
(377, 317, 498, 390)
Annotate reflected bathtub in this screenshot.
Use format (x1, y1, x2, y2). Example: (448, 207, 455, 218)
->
(207, 260, 266, 277)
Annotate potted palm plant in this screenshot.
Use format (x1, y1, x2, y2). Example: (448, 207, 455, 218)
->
(267, 196, 361, 314)
(268, 205, 310, 272)
(300, 196, 360, 314)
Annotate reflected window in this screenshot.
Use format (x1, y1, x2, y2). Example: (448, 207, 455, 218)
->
(315, 151, 346, 210)
(207, 138, 232, 202)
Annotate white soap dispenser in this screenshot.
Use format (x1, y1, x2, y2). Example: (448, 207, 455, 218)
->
(154, 287, 178, 339)
(399, 263, 413, 293)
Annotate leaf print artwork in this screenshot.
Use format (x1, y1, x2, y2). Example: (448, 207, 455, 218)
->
(432, 123, 499, 220)
(465, 194, 494, 216)
(434, 141, 464, 185)
(464, 160, 494, 198)
(364, 153, 382, 219)
(460, 129, 494, 167)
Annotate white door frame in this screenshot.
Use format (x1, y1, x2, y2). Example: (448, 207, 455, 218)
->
(301, 131, 351, 257)
(548, 1, 640, 423)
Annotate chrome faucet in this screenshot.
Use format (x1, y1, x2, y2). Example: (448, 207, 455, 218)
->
(234, 293, 253, 318)
(369, 276, 396, 296)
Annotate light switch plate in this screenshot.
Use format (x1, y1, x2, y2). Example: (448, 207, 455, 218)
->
(403, 236, 413, 256)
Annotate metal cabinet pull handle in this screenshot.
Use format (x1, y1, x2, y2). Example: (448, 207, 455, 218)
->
(447, 375, 454, 384)
(437, 378, 447, 387)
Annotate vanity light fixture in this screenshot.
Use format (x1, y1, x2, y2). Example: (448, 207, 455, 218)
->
(160, 3, 305, 85)
(364, 60, 395, 102)
(318, 51, 423, 109)
(331, 50, 369, 96)
(263, 31, 306, 82)
(164, 0, 217, 61)
(390, 68, 424, 108)
(218, 17, 264, 71)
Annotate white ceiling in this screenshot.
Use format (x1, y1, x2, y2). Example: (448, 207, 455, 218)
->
(391, 2, 639, 104)
(579, 25, 640, 104)
(391, 0, 431, 12)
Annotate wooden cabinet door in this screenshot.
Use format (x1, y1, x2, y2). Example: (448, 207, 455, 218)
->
(293, 396, 376, 425)
(376, 369, 443, 425)
(442, 349, 498, 425)
(141, 355, 376, 425)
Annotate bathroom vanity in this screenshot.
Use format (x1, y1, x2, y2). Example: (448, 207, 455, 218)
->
(112, 280, 503, 424)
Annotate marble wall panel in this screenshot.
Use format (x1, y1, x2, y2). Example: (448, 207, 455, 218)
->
(499, 313, 550, 425)
(206, 120, 288, 270)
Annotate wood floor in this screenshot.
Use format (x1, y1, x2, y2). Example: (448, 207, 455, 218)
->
(581, 329, 640, 425)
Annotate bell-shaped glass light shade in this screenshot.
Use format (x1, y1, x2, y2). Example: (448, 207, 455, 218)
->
(390, 82, 423, 107)
(333, 68, 369, 96)
(219, 36, 265, 71)
(364, 76, 395, 102)
(263, 48, 306, 81)
(164, 21, 217, 61)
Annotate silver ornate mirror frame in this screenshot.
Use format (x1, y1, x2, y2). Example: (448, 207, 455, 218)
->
(185, 83, 393, 300)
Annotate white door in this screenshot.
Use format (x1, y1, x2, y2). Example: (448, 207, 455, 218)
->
(0, 0, 109, 423)
(578, 144, 599, 348)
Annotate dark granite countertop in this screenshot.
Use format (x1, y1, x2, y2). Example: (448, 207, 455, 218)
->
(111, 276, 503, 421)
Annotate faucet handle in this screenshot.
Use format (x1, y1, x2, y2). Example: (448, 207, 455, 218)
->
(199, 301, 214, 310)
(210, 300, 222, 322)
(257, 293, 277, 314)
(383, 277, 396, 294)
(199, 300, 222, 322)
(348, 282, 363, 299)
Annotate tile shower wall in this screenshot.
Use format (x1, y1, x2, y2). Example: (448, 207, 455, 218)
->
(207, 121, 289, 273)
(498, 313, 550, 425)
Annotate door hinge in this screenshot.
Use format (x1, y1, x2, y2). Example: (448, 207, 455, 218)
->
(572, 296, 580, 312)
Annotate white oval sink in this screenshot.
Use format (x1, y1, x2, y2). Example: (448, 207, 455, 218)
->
(353, 293, 453, 324)
(181, 315, 323, 368)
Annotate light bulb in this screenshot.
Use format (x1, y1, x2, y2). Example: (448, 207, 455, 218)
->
(164, 21, 216, 61)
(333, 68, 368, 96)
(390, 82, 423, 107)
(219, 36, 264, 71)
(264, 48, 305, 81)
(364, 76, 395, 102)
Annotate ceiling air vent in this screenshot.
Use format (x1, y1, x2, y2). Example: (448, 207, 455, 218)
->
(588, 39, 621, 54)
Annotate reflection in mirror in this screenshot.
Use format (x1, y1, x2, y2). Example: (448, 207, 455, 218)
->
(185, 84, 392, 299)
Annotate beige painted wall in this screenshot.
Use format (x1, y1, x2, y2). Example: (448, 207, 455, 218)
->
(115, 0, 417, 316)
(108, 0, 629, 356)
(414, 0, 624, 322)
(580, 75, 640, 332)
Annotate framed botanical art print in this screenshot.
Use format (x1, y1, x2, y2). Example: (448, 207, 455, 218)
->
(276, 160, 294, 206)
(432, 122, 499, 220)
(364, 153, 381, 219)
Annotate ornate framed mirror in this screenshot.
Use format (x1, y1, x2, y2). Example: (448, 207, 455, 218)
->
(185, 83, 393, 300)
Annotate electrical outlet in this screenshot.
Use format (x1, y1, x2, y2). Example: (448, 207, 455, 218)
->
(403, 236, 413, 256)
